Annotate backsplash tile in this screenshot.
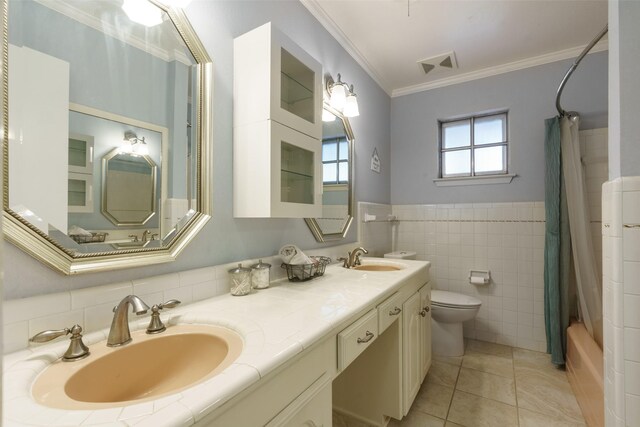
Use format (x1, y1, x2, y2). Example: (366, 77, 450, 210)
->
(2, 242, 358, 353)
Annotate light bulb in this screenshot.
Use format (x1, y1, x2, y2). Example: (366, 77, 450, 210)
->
(135, 142, 150, 156)
(122, 0, 163, 27)
(343, 93, 359, 117)
(329, 83, 347, 111)
(322, 109, 336, 122)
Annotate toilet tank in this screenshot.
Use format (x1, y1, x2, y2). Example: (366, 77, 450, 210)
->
(384, 251, 416, 260)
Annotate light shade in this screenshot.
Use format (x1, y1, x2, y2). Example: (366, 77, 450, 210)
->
(122, 0, 163, 27)
(343, 93, 359, 117)
(322, 109, 336, 122)
(329, 83, 347, 110)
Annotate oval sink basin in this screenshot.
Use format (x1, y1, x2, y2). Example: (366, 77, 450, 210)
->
(353, 264, 402, 271)
(32, 324, 243, 409)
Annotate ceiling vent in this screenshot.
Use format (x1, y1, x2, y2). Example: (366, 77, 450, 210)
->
(417, 51, 458, 75)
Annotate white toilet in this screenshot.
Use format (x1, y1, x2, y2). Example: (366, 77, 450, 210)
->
(384, 251, 416, 260)
(431, 290, 482, 357)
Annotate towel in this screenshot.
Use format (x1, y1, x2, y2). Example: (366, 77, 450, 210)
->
(68, 225, 92, 236)
(279, 244, 312, 265)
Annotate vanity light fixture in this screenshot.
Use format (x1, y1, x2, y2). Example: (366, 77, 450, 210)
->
(122, 131, 150, 156)
(326, 74, 360, 118)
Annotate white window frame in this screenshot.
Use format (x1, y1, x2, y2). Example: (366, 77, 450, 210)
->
(436, 111, 515, 186)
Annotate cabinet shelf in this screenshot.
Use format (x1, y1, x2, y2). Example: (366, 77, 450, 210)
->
(281, 169, 313, 179)
(281, 71, 313, 105)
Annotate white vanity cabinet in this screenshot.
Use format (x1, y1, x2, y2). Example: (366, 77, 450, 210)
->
(233, 22, 323, 218)
(201, 337, 335, 427)
(333, 281, 432, 426)
(402, 283, 432, 415)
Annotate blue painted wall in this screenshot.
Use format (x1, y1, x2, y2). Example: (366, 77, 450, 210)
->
(390, 51, 608, 205)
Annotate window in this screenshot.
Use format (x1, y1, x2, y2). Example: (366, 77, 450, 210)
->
(439, 112, 508, 178)
(322, 137, 349, 184)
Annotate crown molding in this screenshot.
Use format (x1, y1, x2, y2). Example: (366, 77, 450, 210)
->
(300, 0, 391, 95)
(392, 39, 608, 98)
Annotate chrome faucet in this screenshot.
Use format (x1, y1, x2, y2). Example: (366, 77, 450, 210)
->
(107, 295, 150, 347)
(340, 247, 369, 268)
(142, 230, 151, 242)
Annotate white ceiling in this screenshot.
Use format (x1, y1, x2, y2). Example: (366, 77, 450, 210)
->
(302, 0, 608, 96)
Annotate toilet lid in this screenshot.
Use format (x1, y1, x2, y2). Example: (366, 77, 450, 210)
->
(431, 290, 482, 308)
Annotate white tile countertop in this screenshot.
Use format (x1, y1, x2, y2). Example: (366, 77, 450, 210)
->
(3, 258, 430, 427)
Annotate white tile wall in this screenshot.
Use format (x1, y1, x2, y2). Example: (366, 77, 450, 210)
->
(603, 176, 640, 427)
(391, 201, 547, 352)
(2, 242, 359, 353)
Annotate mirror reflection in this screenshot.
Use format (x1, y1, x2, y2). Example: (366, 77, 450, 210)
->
(6, 0, 200, 255)
(305, 106, 354, 242)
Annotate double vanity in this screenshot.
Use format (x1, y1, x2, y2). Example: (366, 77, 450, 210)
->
(3, 258, 431, 426)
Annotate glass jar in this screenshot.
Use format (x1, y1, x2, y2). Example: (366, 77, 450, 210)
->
(228, 263, 252, 296)
(251, 259, 271, 289)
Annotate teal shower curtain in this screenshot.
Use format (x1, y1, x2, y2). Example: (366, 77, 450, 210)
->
(544, 117, 572, 366)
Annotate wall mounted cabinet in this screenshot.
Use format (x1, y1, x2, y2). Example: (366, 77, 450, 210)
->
(233, 22, 323, 218)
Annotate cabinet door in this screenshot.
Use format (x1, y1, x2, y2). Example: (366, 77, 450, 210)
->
(419, 284, 432, 381)
(68, 172, 93, 213)
(271, 121, 322, 218)
(271, 30, 323, 139)
(402, 291, 422, 416)
(68, 133, 94, 174)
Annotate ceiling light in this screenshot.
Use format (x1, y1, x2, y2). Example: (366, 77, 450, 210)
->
(326, 73, 359, 118)
(122, 0, 163, 27)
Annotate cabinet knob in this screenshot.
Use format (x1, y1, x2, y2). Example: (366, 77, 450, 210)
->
(357, 331, 375, 344)
(389, 307, 402, 316)
(420, 306, 430, 317)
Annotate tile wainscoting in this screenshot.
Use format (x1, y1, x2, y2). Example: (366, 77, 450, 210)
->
(2, 242, 360, 354)
(603, 176, 640, 427)
(391, 202, 547, 352)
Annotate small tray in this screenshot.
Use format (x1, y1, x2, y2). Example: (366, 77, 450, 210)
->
(281, 256, 331, 282)
(70, 232, 108, 244)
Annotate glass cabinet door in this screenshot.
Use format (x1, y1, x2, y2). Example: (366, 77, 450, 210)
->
(68, 172, 93, 213)
(280, 48, 315, 125)
(281, 141, 314, 205)
(68, 133, 94, 174)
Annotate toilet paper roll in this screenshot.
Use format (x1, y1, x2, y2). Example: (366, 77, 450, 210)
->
(470, 276, 488, 285)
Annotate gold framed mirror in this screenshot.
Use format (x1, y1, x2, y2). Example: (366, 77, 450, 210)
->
(2, 0, 213, 274)
(304, 104, 354, 242)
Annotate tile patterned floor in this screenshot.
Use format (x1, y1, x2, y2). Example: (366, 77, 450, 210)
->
(334, 339, 586, 427)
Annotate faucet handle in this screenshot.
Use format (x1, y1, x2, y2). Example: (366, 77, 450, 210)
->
(146, 300, 181, 334)
(128, 234, 138, 242)
(30, 324, 90, 362)
(337, 257, 349, 268)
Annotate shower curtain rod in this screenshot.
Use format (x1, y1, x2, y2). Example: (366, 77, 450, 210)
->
(555, 25, 608, 117)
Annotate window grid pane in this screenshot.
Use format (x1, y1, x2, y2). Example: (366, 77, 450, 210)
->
(440, 112, 508, 178)
(442, 119, 471, 149)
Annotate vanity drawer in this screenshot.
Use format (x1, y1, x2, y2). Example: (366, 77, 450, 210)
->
(377, 292, 404, 334)
(338, 308, 378, 371)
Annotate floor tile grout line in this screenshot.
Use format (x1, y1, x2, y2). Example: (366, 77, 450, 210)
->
(444, 347, 464, 424)
(512, 346, 520, 427)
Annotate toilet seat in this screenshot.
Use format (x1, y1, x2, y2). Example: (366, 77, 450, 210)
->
(431, 290, 481, 309)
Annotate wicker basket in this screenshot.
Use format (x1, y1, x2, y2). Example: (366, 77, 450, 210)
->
(70, 232, 108, 244)
(281, 256, 331, 282)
